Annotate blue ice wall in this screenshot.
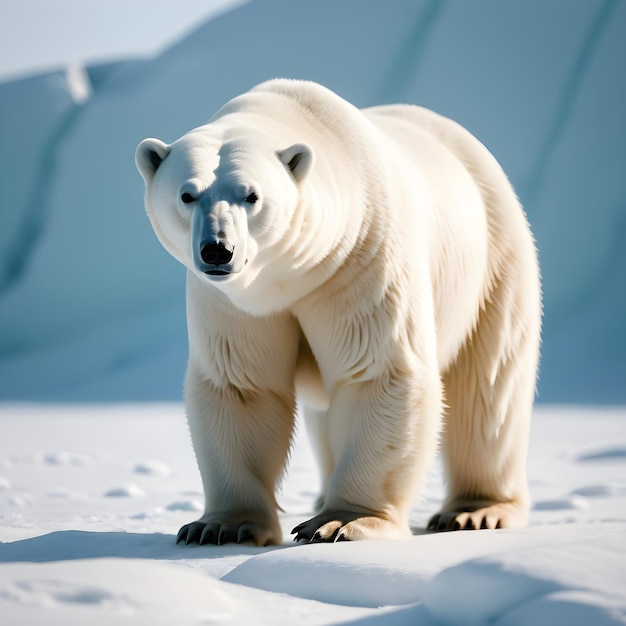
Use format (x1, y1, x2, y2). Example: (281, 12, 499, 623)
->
(0, 0, 624, 403)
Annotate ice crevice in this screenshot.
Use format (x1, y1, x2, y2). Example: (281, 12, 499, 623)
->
(520, 0, 618, 208)
(0, 64, 93, 298)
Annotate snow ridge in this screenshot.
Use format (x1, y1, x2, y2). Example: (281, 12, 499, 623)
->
(0, 405, 625, 624)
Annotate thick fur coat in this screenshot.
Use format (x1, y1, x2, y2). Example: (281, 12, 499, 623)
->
(136, 79, 541, 545)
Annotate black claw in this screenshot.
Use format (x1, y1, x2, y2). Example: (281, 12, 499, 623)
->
(176, 526, 188, 544)
(198, 531, 209, 545)
(188, 523, 205, 544)
(218, 525, 239, 545)
(292, 521, 314, 543)
(199, 524, 219, 545)
(238, 527, 255, 544)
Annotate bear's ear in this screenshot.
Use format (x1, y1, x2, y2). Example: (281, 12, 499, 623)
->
(278, 143, 314, 183)
(135, 138, 171, 182)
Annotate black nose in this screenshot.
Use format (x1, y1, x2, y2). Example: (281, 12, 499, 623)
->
(200, 241, 233, 265)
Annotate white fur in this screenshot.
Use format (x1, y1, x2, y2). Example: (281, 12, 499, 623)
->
(135, 79, 541, 545)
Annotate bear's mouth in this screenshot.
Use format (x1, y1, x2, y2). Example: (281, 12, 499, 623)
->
(198, 259, 247, 280)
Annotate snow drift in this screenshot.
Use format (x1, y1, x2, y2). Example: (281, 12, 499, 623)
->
(1, 404, 625, 624)
(0, 0, 624, 403)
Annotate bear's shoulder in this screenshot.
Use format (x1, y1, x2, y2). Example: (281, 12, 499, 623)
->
(214, 79, 369, 138)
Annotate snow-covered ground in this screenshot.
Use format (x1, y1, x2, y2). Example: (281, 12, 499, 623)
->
(1, 404, 625, 624)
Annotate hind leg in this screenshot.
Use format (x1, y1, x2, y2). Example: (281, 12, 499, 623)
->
(430, 262, 541, 532)
(302, 405, 333, 511)
(296, 335, 333, 511)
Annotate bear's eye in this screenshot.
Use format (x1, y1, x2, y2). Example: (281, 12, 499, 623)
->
(180, 192, 195, 204)
(245, 191, 259, 204)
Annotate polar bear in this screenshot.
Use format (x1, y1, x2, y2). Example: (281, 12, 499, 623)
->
(135, 79, 541, 546)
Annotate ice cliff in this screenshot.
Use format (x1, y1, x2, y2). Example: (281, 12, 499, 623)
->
(0, 0, 624, 402)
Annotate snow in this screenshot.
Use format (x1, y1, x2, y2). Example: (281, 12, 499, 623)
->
(1, 404, 625, 624)
(0, 0, 625, 404)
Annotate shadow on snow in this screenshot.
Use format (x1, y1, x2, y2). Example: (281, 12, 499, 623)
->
(0, 530, 285, 563)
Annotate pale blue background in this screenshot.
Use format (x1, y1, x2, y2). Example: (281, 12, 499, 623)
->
(0, 0, 624, 403)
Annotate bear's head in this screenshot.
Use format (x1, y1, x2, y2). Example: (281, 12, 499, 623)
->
(135, 125, 313, 292)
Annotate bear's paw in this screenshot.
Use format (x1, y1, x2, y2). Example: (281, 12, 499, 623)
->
(292, 510, 411, 543)
(427, 501, 528, 532)
(177, 518, 279, 547)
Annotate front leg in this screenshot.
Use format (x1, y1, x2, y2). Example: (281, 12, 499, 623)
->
(179, 278, 300, 546)
(291, 264, 444, 542)
(179, 371, 296, 546)
(293, 365, 443, 543)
